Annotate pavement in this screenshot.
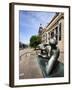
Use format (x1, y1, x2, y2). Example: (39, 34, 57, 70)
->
(19, 48, 43, 79)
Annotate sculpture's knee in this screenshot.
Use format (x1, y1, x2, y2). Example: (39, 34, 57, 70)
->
(46, 48, 60, 75)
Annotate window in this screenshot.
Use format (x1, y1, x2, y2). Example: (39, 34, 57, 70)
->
(55, 27, 58, 41)
(51, 31, 54, 38)
(59, 23, 61, 40)
(48, 32, 50, 40)
(46, 33, 47, 43)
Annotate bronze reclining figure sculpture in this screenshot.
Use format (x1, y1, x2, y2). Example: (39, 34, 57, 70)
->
(45, 38, 60, 75)
(38, 37, 64, 77)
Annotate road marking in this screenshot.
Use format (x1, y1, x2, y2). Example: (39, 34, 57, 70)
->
(25, 53, 30, 57)
(19, 73, 24, 77)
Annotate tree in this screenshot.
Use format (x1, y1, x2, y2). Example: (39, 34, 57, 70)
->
(30, 35, 41, 48)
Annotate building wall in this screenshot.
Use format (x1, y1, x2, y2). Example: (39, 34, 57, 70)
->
(57, 18, 64, 52)
(41, 13, 64, 63)
(41, 13, 64, 52)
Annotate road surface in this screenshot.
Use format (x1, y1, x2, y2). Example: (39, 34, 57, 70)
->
(19, 48, 43, 79)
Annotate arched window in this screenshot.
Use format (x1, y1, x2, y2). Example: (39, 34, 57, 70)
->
(51, 31, 54, 38)
(55, 26, 58, 42)
(48, 32, 50, 40)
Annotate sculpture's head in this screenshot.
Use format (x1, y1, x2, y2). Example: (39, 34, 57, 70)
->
(49, 38, 57, 47)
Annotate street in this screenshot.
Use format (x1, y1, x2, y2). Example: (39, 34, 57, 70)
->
(19, 48, 43, 79)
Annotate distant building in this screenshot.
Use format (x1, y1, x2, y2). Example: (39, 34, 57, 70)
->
(38, 24, 43, 36)
(19, 42, 28, 49)
(38, 13, 64, 63)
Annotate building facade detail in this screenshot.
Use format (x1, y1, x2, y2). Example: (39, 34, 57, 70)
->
(38, 13, 64, 63)
(39, 13, 64, 53)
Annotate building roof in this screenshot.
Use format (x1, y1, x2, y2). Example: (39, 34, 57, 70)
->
(46, 13, 59, 28)
(41, 13, 64, 34)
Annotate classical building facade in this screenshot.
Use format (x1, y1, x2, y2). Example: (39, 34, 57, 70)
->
(38, 13, 64, 63)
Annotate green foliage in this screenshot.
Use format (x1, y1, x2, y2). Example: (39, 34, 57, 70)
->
(30, 35, 41, 48)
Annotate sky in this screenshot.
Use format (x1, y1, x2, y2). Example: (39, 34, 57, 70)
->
(19, 10, 56, 44)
